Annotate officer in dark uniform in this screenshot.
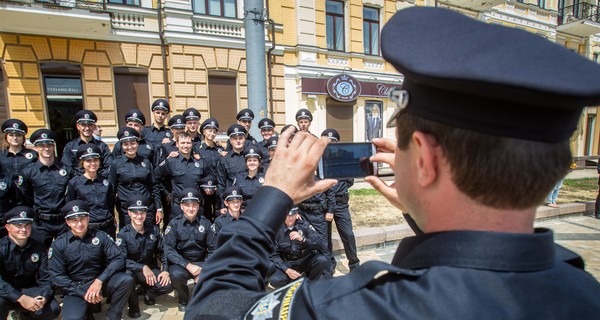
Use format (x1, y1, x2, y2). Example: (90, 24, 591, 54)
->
(184, 7, 600, 319)
(155, 131, 207, 219)
(232, 148, 265, 209)
(0, 119, 38, 184)
(256, 117, 276, 156)
(49, 200, 134, 320)
(116, 196, 173, 318)
(163, 188, 213, 311)
(207, 186, 243, 251)
(66, 143, 117, 238)
(183, 108, 203, 147)
(261, 135, 278, 173)
(269, 207, 329, 288)
(61, 110, 112, 176)
(112, 110, 159, 167)
(216, 124, 248, 202)
(295, 108, 314, 134)
(142, 99, 172, 151)
(109, 127, 163, 229)
(18, 129, 72, 248)
(225, 109, 258, 151)
(194, 118, 224, 179)
(160, 114, 188, 159)
(321, 129, 360, 271)
(0, 206, 61, 319)
(198, 176, 220, 222)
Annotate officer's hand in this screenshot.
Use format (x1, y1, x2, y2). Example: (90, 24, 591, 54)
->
(264, 128, 337, 204)
(325, 213, 334, 222)
(162, 137, 171, 144)
(194, 154, 201, 160)
(17, 294, 43, 312)
(219, 208, 227, 214)
(168, 151, 179, 158)
(143, 265, 157, 286)
(186, 263, 202, 276)
(365, 138, 407, 212)
(285, 268, 302, 280)
(156, 210, 164, 225)
(84, 279, 103, 304)
(289, 231, 304, 242)
(157, 271, 171, 286)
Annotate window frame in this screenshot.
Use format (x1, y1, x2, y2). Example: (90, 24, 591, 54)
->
(363, 6, 380, 56)
(326, 0, 346, 52)
(108, 0, 141, 6)
(192, 0, 238, 18)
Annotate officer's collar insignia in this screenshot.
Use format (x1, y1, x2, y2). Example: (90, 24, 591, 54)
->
(165, 226, 171, 235)
(103, 180, 109, 186)
(116, 238, 122, 246)
(136, 200, 142, 206)
(92, 237, 100, 245)
(31, 253, 39, 263)
(150, 234, 156, 240)
(72, 206, 79, 213)
(232, 190, 237, 195)
(25, 153, 33, 159)
(59, 169, 67, 176)
(87, 148, 93, 154)
(259, 177, 264, 184)
(124, 131, 130, 137)
(48, 248, 53, 259)
(198, 225, 205, 233)
(0, 182, 6, 190)
(19, 211, 26, 218)
(41, 133, 48, 139)
(188, 192, 193, 198)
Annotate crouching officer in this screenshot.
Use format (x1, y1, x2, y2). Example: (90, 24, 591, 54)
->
(0, 206, 61, 319)
(49, 200, 135, 320)
(116, 196, 173, 318)
(269, 207, 329, 288)
(163, 188, 214, 311)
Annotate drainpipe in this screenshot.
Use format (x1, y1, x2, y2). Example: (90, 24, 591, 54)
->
(158, 0, 170, 100)
(266, 17, 275, 118)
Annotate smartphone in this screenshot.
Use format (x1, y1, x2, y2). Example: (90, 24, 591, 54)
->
(318, 142, 377, 179)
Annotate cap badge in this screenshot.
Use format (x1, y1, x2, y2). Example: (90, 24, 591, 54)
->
(198, 225, 205, 233)
(0, 182, 6, 190)
(87, 147, 93, 154)
(177, 119, 182, 124)
(19, 211, 26, 218)
(12, 123, 18, 128)
(188, 192, 193, 197)
(159, 102, 164, 107)
(133, 113, 138, 118)
(211, 121, 215, 125)
(232, 190, 237, 195)
(59, 169, 67, 176)
(136, 200, 142, 206)
(124, 131, 130, 137)
(73, 205, 79, 213)
(92, 237, 100, 245)
(390, 89, 410, 111)
(234, 128, 239, 133)
(208, 181, 213, 186)
(245, 112, 249, 116)
(84, 114, 90, 119)
(328, 132, 333, 137)
(41, 133, 48, 139)
(31, 253, 39, 263)
(189, 111, 194, 116)
(302, 111, 306, 116)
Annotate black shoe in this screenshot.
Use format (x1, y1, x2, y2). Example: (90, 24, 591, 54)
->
(144, 293, 155, 306)
(595, 213, 600, 219)
(135, 284, 144, 295)
(178, 300, 188, 312)
(128, 310, 141, 319)
(348, 262, 360, 272)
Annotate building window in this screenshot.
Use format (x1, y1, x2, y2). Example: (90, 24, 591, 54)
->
(594, 52, 599, 62)
(108, 0, 141, 5)
(363, 7, 380, 55)
(208, 75, 238, 128)
(193, 0, 237, 18)
(365, 101, 382, 141)
(538, 0, 546, 9)
(326, 0, 345, 51)
(113, 67, 150, 128)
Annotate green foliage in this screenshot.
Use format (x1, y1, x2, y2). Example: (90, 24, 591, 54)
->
(563, 178, 597, 190)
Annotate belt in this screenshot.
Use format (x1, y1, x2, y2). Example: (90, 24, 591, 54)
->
(37, 213, 62, 221)
(89, 219, 114, 229)
(298, 203, 321, 211)
(336, 194, 349, 202)
(283, 249, 312, 262)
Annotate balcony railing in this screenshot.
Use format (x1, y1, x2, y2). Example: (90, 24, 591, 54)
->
(192, 15, 244, 38)
(558, 2, 600, 25)
(1, 0, 107, 10)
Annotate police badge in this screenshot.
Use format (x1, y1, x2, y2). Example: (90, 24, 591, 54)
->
(25, 153, 33, 159)
(195, 162, 200, 168)
(146, 144, 152, 150)
(0, 182, 6, 190)
(198, 225, 205, 233)
(259, 177, 264, 184)
(92, 237, 100, 245)
(150, 234, 156, 241)
(165, 226, 171, 235)
(17, 176, 23, 187)
(141, 162, 147, 167)
(103, 180, 109, 186)
(59, 169, 67, 176)
(116, 238, 122, 246)
(48, 248, 53, 259)
(166, 132, 171, 138)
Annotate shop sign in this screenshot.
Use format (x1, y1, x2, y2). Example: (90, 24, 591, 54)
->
(326, 73, 362, 102)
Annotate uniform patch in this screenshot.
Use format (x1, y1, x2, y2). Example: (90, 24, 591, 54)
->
(146, 144, 152, 150)
(309, 225, 316, 232)
(25, 153, 33, 159)
(245, 279, 304, 320)
(59, 169, 67, 176)
(0, 182, 6, 190)
(141, 162, 147, 167)
(166, 132, 171, 138)
(159, 160, 166, 167)
(150, 234, 156, 241)
(211, 225, 216, 232)
(31, 253, 39, 262)
(17, 176, 23, 187)
(258, 177, 264, 184)
(198, 225, 205, 233)
(116, 238, 122, 246)
(165, 226, 171, 235)
(48, 248, 53, 259)
(103, 180, 109, 186)
(195, 162, 200, 168)
(92, 237, 100, 245)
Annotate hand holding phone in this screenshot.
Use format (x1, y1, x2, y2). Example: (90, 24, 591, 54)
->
(318, 143, 377, 179)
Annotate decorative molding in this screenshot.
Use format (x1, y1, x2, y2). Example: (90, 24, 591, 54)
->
(112, 12, 145, 29)
(327, 57, 349, 66)
(192, 15, 244, 38)
(364, 61, 384, 70)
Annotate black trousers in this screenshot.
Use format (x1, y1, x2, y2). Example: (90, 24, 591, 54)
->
(32, 219, 68, 248)
(126, 269, 174, 312)
(300, 208, 332, 270)
(269, 253, 329, 289)
(61, 272, 134, 320)
(169, 262, 204, 303)
(0, 287, 61, 320)
(328, 202, 360, 268)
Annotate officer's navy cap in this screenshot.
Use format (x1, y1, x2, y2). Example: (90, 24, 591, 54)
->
(76, 143, 101, 160)
(184, 108, 201, 121)
(62, 200, 90, 220)
(180, 188, 201, 203)
(243, 147, 263, 160)
(321, 129, 340, 142)
(236, 108, 255, 121)
(199, 176, 217, 189)
(295, 109, 313, 122)
(29, 129, 56, 146)
(266, 136, 279, 149)
(127, 195, 149, 211)
(117, 127, 140, 142)
(223, 186, 243, 201)
(125, 109, 146, 125)
(168, 115, 186, 129)
(151, 99, 170, 112)
(288, 207, 299, 216)
(201, 118, 220, 131)
(381, 7, 600, 143)
(258, 118, 275, 130)
(74, 110, 97, 124)
(4, 206, 34, 224)
(227, 124, 247, 137)
(2, 119, 27, 135)
(280, 124, 297, 135)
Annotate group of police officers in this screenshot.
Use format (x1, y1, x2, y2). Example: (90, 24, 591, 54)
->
(0, 100, 360, 319)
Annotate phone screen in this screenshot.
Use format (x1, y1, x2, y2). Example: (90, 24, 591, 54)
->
(318, 142, 376, 179)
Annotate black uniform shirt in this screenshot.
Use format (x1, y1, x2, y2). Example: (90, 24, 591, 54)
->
(270, 219, 327, 272)
(49, 229, 124, 297)
(0, 148, 38, 183)
(163, 215, 213, 268)
(61, 137, 111, 176)
(329, 179, 354, 210)
(142, 125, 172, 149)
(207, 212, 237, 251)
(154, 155, 206, 202)
(117, 224, 167, 272)
(112, 138, 158, 167)
(194, 142, 223, 179)
(0, 174, 16, 219)
(216, 150, 246, 199)
(18, 161, 72, 215)
(66, 175, 115, 223)
(0, 236, 52, 302)
(109, 155, 162, 212)
(232, 171, 265, 208)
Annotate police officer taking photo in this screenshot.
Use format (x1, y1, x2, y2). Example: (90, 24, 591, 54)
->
(184, 7, 600, 319)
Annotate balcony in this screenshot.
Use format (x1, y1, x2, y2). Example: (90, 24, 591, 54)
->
(0, 0, 111, 39)
(557, 3, 600, 36)
(191, 14, 244, 39)
(437, 0, 505, 11)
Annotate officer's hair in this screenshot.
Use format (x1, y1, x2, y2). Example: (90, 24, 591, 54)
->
(395, 111, 571, 209)
(176, 131, 192, 142)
